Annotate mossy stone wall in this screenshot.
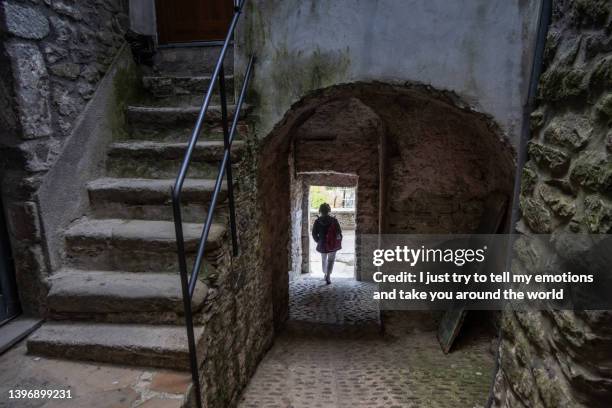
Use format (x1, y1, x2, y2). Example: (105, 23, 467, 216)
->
(493, 1, 612, 406)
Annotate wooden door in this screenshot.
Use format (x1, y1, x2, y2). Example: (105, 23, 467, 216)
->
(156, 0, 234, 44)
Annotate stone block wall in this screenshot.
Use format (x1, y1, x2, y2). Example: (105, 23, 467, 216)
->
(170, 144, 274, 407)
(0, 0, 128, 314)
(363, 86, 515, 236)
(258, 82, 515, 325)
(197, 231, 274, 408)
(289, 166, 305, 280)
(493, 1, 612, 406)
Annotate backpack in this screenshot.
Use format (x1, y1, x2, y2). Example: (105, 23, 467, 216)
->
(325, 219, 342, 252)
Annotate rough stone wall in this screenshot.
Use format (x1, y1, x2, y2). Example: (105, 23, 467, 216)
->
(300, 178, 310, 275)
(258, 112, 293, 329)
(187, 128, 274, 408)
(0, 0, 128, 314)
(373, 93, 515, 234)
(2, 0, 128, 138)
(289, 159, 304, 281)
(258, 82, 515, 325)
(493, 1, 612, 407)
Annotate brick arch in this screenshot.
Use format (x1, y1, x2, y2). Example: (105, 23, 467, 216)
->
(258, 82, 516, 329)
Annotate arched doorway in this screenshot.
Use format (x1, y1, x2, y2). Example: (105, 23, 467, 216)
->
(258, 82, 515, 329)
(245, 81, 516, 407)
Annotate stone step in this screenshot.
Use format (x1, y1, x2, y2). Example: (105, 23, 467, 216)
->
(126, 104, 250, 131)
(47, 269, 208, 323)
(106, 140, 244, 179)
(28, 322, 204, 370)
(142, 75, 235, 104)
(87, 177, 227, 221)
(65, 218, 226, 272)
(152, 45, 232, 76)
(121, 122, 249, 143)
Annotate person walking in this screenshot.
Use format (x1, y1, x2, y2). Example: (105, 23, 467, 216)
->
(311, 203, 342, 284)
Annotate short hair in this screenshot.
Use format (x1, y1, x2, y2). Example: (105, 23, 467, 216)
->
(319, 203, 331, 215)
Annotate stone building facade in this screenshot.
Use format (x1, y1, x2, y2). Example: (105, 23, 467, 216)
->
(1, 1, 274, 406)
(0, 0, 611, 407)
(493, 1, 612, 407)
(1, 0, 128, 314)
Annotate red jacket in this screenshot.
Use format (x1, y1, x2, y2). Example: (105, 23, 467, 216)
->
(312, 215, 342, 253)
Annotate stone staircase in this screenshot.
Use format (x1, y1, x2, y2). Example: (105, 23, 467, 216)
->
(27, 46, 246, 370)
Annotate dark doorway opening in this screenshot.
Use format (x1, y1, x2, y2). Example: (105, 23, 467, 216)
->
(307, 185, 356, 279)
(0, 198, 19, 326)
(254, 82, 516, 406)
(156, 0, 234, 44)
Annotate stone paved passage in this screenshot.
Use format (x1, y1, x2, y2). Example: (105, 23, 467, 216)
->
(238, 277, 495, 408)
(289, 277, 380, 328)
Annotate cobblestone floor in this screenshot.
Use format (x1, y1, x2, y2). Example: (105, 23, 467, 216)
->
(238, 277, 495, 408)
(288, 277, 380, 328)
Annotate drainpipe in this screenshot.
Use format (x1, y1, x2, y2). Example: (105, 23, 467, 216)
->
(485, 0, 552, 406)
(509, 0, 553, 232)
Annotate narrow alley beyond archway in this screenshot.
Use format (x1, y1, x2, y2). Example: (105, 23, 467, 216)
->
(238, 277, 495, 408)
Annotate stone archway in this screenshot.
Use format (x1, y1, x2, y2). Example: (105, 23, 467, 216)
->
(291, 97, 385, 282)
(258, 82, 515, 328)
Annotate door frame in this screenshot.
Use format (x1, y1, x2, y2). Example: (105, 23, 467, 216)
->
(0, 197, 20, 326)
(154, 0, 236, 45)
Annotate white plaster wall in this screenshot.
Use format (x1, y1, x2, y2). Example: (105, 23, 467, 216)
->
(129, 0, 157, 36)
(236, 0, 541, 148)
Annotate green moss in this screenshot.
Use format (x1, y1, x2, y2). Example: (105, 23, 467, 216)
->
(583, 194, 612, 233)
(573, 0, 610, 27)
(595, 93, 612, 117)
(243, 2, 267, 58)
(543, 114, 591, 151)
(520, 196, 552, 233)
(543, 30, 561, 66)
(533, 367, 573, 407)
(109, 57, 143, 140)
(570, 150, 612, 192)
(538, 184, 576, 218)
(539, 67, 588, 102)
(530, 108, 545, 131)
(269, 45, 351, 109)
(527, 141, 570, 175)
(591, 56, 612, 87)
(520, 165, 538, 197)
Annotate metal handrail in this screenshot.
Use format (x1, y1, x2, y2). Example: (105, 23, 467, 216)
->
(170, 1, 254, 407)
(186, 56, 254, 296)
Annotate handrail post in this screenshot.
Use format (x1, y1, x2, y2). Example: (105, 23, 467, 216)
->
(218, 65, 239, 256)
(187, 56, 255, 297)
(171, 189, 203, 408)
(171, 2, 251, 406)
